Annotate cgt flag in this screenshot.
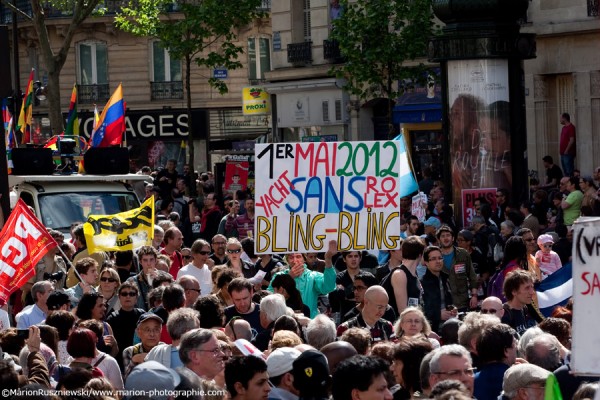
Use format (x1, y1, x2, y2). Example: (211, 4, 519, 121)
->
(83, 197, 154, 254)
(0, 199, 57, 306)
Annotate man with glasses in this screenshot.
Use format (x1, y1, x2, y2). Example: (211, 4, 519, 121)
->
(480, 296, 505, 319)
(210, 234, 229, 265)
(336, 285, 394, 342)
(179, 328, 225, 381)
(474, 324, 518, 400)
(106, 282, 145, 369)
(515, 228, 542, 283)
(177, 239, 213, 297)
(421, 246, 456, 333)
(428, 344, 475, 395)
(178, 276, 201, 307)
(123, 312, 164, 377)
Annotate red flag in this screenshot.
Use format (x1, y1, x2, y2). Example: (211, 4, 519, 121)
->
(0, 199, 57, 305)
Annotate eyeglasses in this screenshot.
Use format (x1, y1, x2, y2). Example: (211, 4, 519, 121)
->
(481, 308, 498, 314)
(120, 291, 138, 297)
(198, 251, 210, 255)
(141, 327, 161, 335)
(524, 237, 535, 242)
(183, 255, 193, 260)
(227, 248, 242, 254)
(353, 285, 368, 291)
(100, 277, 117, 283)
(196, 347, 224, 357)
(433, 368, 476, 378)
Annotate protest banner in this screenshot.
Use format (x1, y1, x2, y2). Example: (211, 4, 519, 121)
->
(461, 188, 497, 227)
(411, 192, 428, 222)
(0, 199, 57, 305)
(254, 141, 402, 253)
(571, 217, 600, 375)
(83, 197, 154, 253)
(225, 156, 250, 195)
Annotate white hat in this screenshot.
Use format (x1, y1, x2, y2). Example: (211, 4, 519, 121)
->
(537, 234, 554, 245)
(267, 347, 302, 378)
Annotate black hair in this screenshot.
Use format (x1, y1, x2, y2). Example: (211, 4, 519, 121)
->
(332, 355, 390, 400)
(476, 324, 516, 364)
(225, 356, 268, 398)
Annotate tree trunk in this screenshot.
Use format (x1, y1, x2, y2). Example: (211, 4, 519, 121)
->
(45, 68, 64, 135)
(185, 54, 194, 171)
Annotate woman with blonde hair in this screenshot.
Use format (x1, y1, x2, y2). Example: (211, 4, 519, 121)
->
(393, 307, 440, 348)
(96, 267, 121, 317)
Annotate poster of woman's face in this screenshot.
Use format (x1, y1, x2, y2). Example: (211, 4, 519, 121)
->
(447, 60, 512, 211)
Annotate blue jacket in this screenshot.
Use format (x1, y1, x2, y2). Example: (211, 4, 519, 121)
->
(474, 362, 509, 400)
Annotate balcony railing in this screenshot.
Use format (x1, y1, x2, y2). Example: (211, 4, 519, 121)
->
(287, 41, 312, 64)
(589, 0, 599, 16)
(257, 0, 271, 11)
(151, 81, 184, 100)
(323, 39, 344, 63)
(79, 84, 110, 104)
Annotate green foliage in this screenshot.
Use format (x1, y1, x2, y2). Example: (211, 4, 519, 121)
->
(115, 0, 264, 94)
(330, 0, 437, 101)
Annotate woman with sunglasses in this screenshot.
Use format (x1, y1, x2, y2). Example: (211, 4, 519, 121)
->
(97, 267, 121, 317)
(177, 239, 213, 296)
(221, 238, 257, 279)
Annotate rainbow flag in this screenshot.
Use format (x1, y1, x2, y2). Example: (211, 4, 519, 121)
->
(65, 83, 79, 136)
(17, 69, 35, 144)
(90, 84, 125, 148)
(2, 99, 14, 172)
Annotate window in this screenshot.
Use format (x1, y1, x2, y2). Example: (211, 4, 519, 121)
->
(78, 42, 108, 85)
(248, 37, 271, 82)
(304, 0, 311, 41)
(152, 41, 182, 82)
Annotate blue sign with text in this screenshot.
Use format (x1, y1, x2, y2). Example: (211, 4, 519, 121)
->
(214, 69, 228, 79)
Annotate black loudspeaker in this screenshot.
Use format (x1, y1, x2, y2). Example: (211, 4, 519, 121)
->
(84, 147, 130, 175)
(11, 148, 55, 175)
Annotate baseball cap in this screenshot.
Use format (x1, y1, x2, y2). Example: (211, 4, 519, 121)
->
(458, 229, 474, 242)
(137, 312, 163, 327)
(502, 364, 550, 396)
(537, 234, 554, 246)
(423, 217, 441, 230)
(267, 347, 301, 378)
(46, 291, 70, 311)
(125, 360, 181, 400)
(292, 349, 331, 395)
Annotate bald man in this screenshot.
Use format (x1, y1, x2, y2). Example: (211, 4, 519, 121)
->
(225, 317, 253, 342)
(336, 285, 394, 342)
(480, 296, 505, 319)
(321, 340, 358, 374)
(177, 275, 201, 307)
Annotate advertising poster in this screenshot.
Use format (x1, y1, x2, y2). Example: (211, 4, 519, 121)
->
(242, 87, 270, 115)
(225, 155, 250, 196)
(448, 60, 511, 224)
(254, 141, 403, 254)
(461, 188, 497, 227)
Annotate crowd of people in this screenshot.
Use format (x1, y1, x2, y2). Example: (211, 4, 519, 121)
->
(0, 157, 595, 400)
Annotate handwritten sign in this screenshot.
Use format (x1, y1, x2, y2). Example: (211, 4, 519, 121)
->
(411, 192, 428, 222)
(572, 217, 600, 375)
(254, 141, 402, 254)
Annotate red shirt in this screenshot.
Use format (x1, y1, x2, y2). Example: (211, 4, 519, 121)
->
(560, 124, 576, 156)
(161, 248, 183, 278)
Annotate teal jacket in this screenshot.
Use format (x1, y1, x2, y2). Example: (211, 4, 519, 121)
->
(269, 265, 336, 318)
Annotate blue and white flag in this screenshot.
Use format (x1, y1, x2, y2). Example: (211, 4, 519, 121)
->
(394, 134, 418, 197)
(535, 262, 572, 317)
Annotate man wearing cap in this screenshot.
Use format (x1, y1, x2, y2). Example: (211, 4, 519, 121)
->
(437, 226, 478, 311)
(122, 312, 164, 378)
(291, 349, 332, 400)
(423, 217, 441, 238)
(267, 347, 302, 400)
(225, 355, 271, 400)
(126, 360, 181, 400)
(501, 363, 550, 400)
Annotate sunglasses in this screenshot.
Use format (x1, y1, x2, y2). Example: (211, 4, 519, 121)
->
(480, 309, 498, 314)
(227, 249, 242, 254)
(183, 255, 193, 259)
(198, 251, 210, 255)
(100, 277, 117, 283)
(119, 291, 138, 297)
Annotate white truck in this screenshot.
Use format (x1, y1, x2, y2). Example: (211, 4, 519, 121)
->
(9, 174, 152, 238)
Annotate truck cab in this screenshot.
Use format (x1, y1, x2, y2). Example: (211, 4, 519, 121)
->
(9, 174, 152, 238)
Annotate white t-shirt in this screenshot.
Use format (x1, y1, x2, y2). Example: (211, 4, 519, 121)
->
(0, 309, 11, 330)
(177, 263, 213, 297)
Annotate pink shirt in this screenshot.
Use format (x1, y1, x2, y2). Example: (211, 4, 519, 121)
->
(535, 250, 563, 278)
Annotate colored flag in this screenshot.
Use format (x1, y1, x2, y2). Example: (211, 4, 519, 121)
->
(394, 134, 419, 197)
(2, 99, 14, 150)
(65, 83, 79, 136)
(0, 199, 58, 305)
(17, 68, 35, 144)
(535, 262, 572, 317)
(544, 373, 562, 400)
(90, 84, 125, 148)
(83, 197, 154, 253)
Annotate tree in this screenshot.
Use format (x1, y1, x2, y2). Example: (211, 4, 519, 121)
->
(0, 0, 103, 135)
(330, 0, 436, 138)
(115, 0, 264, 170)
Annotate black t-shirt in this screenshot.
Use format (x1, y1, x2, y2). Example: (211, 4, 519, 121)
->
(224, 303, 264, 333)
(501, 304, 537, 336)
(546, 165, 563, 186)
